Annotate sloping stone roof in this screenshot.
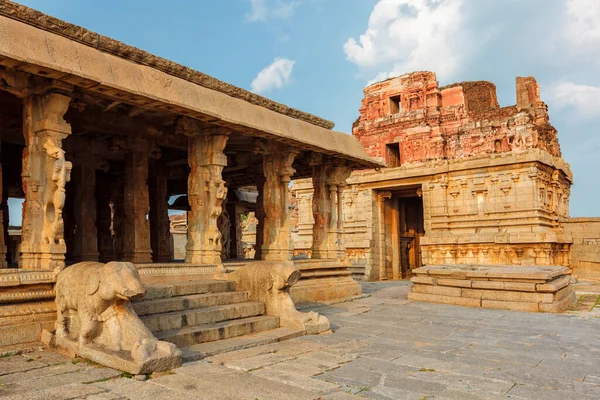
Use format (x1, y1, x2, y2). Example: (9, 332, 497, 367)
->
(0, 2, 383, 168)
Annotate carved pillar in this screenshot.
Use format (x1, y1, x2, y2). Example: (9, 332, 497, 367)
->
(20, 90, 73, 270)
(311, 158, 351, 260)
(311, 157, 332, 259)
(177, 118, 229, 265)
(149, 164, 172, 263)
(122, 144, 153, 264)
(70, 151, 100, 262)
(260, 142, 298, 261)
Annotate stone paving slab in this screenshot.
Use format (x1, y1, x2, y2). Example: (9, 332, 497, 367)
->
(1, 281, 600, 399)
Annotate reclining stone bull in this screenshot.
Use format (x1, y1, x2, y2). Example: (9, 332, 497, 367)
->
(52, 261, 181, 374)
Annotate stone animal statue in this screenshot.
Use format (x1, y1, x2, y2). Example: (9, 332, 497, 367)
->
(55, 261, 181, 367)
(227, 261, 330, 334)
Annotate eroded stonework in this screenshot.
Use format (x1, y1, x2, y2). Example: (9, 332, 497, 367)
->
(294, 71, 575, 280)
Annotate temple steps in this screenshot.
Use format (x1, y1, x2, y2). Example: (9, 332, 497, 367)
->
(142, 279, 235, 300)
(155, 315, 281, 348)
(180, 327, 305, 362)
(134, 277, 304, 358)
(133, 291, 249, 316)
(140, 302, 266, 332)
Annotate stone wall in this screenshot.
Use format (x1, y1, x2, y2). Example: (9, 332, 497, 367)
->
(561, 218, 600, 280)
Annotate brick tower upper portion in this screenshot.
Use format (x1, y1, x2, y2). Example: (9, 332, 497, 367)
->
(352, 71, 561, 166)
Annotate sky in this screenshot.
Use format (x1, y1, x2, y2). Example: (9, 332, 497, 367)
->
(11, 0, 600, 218)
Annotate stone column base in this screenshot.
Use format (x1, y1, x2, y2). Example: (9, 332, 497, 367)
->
(185, 249, 222, 265)
(19, 243, 66, 269)
(261, 246, 292, 261)
(122, 251, 153, 264)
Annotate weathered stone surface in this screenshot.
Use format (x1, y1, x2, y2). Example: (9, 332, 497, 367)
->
(407, 291, 481, 307)
(49, 261, 182, 374)
(481, 299, 539, 312)
(438, 278, 472, 288)
(293, 70, 581, 281)
(226, 261, 330, 334)
(409, 265, 575, 312)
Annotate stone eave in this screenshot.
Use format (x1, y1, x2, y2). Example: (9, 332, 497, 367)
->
(0, 8, 383, 168)
(0, 1, 333, 130)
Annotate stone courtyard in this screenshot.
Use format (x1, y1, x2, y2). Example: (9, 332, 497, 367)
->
(2, 281, 600, 400)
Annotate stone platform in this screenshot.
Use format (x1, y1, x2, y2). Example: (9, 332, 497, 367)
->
(408, 265, 576, 312)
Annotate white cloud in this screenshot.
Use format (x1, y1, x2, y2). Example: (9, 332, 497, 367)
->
(549, 81, 600, 118)
(343, 0, 466, 83)
(250, 57, 295, 94)
(564, 0, 600, 49)
(246, 0, 301, 22)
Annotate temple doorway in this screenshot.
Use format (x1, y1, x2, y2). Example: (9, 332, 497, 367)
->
(382, 186, 424, 279)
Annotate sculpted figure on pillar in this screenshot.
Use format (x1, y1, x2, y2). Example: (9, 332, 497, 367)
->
(21, 89, 73, 270)
(42, 137, 72, 246)
(177, 118, 229, 265)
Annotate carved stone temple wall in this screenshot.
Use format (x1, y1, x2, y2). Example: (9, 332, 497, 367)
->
(294, 71, 583, 280)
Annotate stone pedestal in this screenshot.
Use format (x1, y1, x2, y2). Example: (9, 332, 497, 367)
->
(20, 90, 72, 270)
(123, 146, 153, 263)
(408, 265, 576, 312)
(260, 143, 298, 261)
(178, 118, 229, 265)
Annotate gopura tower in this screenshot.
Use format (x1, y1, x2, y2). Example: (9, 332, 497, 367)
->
(294, 71, 573, 280)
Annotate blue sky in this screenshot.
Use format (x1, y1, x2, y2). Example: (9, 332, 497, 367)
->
(13, 0, 600, 218)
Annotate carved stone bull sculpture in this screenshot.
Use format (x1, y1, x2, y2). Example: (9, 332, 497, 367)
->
(227, 261, 330, 334)
(53, 261, 181, 373)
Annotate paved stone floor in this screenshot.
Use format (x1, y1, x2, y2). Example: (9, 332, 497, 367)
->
(2, 281, 600, 399)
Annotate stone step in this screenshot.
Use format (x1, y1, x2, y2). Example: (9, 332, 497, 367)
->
(141, 279, 235, 300)
(133, 291, 249, 316)
(156, 315, 280, 348)
(300, 270, 352, 278)
(180, 327, 305, 362)
(142, 302, 266, 333)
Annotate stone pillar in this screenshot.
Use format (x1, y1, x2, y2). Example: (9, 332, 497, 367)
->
(177, 118, 229, 265)
(254, 172, 265, 260)
(149, 165, 172, 263)
(20, 90, 73, 270)
(70, 152, 100, 262)
(260, 143, 298, 261)
(0, 153, 6, 268)
(111, 175, 125, 261)
(377, 191, 392, 280)
(122, 145, 153, 264)
(311, 158, 351, 260)
(96, 171, 114, 262)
